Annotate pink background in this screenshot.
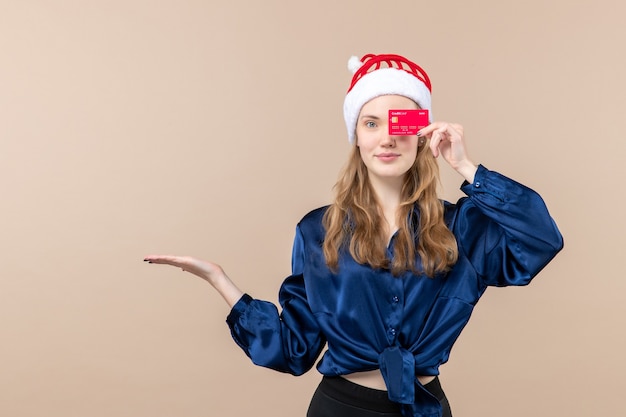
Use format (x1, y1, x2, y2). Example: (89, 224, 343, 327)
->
(1, 1, 623, 416)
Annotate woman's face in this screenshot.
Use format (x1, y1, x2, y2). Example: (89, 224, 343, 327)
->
(355, 95, 419, 185)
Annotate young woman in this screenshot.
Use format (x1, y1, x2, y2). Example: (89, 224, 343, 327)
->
(144, 53, 563, 417)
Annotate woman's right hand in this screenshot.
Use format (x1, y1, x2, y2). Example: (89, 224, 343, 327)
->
(144, 255, 244, 307)
(144, 255, 224, 284)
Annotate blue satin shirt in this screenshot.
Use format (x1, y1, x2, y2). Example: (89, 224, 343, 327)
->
(226, 165, 563, 417)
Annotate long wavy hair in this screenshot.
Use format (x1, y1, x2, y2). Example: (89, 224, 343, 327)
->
(322, 139, 458, 277)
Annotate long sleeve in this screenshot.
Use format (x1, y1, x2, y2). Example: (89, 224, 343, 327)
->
(225, 226, 326, 375)
(451, 164, 564, 287)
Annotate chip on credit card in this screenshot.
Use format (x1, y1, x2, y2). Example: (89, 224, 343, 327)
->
(389, 109, 429, 135)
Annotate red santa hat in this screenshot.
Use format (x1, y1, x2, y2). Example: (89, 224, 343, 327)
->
(343, 53, 433, 144)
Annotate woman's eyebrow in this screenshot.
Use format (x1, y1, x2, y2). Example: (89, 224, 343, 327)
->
(359, 114, 382, 120)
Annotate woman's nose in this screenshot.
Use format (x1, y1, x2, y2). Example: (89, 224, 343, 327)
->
(380, 133, 396, 147)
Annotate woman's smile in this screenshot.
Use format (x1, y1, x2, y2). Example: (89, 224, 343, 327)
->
(375, 152, 401, 162)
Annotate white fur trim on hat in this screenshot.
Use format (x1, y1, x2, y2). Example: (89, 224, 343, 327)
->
(343, 66, 432, 144)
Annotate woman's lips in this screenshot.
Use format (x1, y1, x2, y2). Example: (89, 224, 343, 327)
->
(376, 153, 400, 162)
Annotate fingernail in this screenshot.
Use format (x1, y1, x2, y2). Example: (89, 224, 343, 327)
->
(416, 131, 422, 137)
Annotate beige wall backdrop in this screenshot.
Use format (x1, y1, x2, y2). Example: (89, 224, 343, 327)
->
(1, 1, 624, 416)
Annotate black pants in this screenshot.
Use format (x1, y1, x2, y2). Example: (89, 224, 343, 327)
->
(307, 375, 452, 417)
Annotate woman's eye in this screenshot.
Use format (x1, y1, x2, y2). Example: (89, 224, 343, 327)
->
(365, 121, 377, 128)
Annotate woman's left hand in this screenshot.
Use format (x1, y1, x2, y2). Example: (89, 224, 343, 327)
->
(418, 122, 478, 183)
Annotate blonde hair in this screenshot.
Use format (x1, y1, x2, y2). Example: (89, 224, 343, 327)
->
(322, 140, 458, 277)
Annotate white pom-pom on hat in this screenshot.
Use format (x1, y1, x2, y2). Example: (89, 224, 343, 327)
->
(347, 56, 363, 74)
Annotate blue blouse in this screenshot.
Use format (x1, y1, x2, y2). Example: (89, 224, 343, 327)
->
(226, 165, 564, 417)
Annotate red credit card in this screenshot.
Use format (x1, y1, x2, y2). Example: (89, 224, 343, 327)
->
(389, 109, 429, 135)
